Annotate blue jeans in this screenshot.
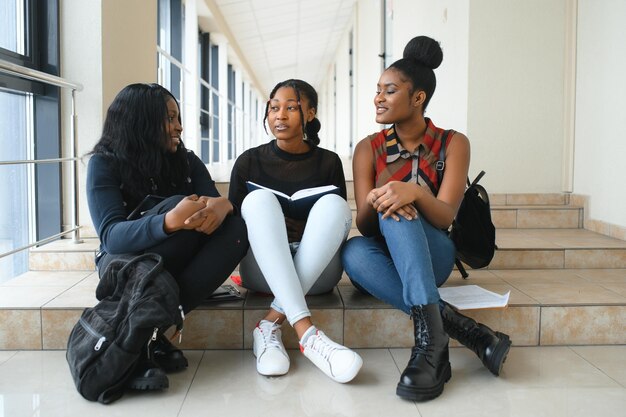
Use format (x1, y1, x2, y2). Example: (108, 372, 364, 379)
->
(341, 214, 455, 313)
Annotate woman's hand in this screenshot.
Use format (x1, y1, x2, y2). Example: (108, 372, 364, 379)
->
(184, 196, 233, 235)
(163, 195, 206, 233)
(369, 181, 420, 221)
(285, 217, 306, 243)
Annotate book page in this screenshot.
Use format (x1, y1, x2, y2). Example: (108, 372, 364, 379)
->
(439, 285, 510, 310)
(246, 181, 290, 199)
(291, 185, 339, 201)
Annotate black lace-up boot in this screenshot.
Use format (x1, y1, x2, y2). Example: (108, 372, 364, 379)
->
(396, 304, 451, 401)
(152, 333, 188, 373)
(441, 302, 511, 376)
(127, 345, 169, 391)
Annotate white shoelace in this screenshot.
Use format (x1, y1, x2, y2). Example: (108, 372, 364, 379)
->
(305, 333, 338, 359)
(260, 320, 283, 351)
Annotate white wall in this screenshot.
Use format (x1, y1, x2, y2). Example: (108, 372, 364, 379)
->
(324, 0, 469, 157)
(390, 0, 469, 134)
(574, 0, 626, 228)
(61, 0, 157, 235)
(467, 0, 567, 192)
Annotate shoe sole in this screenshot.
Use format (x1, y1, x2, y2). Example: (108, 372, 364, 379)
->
(396, 363, 451, 402)
(253, 347, 289, 376)
(127, 375, 169, 391)
(329, 354, 363, 384)
(485, 332, 512, 377)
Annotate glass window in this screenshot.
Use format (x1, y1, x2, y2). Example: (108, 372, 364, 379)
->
(0, 0, 25, 55)
(227, 65, 235, 160)
(157, 0, 183, 100)
(383, 0, 394, 68)
(0, 0, 60, 283)
(0, 91, 30, 283)
(211, 44, 219, 162)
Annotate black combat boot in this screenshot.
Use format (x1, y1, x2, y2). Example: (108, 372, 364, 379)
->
(127, 346, 169, 391)
(441, 302, 511, 376)
(152, 333, 188, 373)
(396, 304, 451, 402)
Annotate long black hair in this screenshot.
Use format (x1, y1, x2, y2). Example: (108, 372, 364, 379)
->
(389, 36, 443, 111)
(91, 83, 190, 207)
(262, 79, 321, 146)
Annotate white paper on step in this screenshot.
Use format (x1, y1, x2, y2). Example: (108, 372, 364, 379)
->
(439, 285, 510, 310)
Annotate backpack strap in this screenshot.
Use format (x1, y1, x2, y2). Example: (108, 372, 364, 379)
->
(436, 130, 450, 189)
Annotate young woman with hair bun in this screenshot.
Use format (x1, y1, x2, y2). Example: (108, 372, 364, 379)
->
(342, 36, 511, 401)
(228, 79, 362, 383)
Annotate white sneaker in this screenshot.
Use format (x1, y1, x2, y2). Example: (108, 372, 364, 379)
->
(300, 328, 363, 383)
(253, 320, 290, 376)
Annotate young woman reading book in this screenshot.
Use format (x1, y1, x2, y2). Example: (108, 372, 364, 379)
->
(228, 79, 362, 383)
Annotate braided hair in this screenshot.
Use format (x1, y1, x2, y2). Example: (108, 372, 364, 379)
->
(389, 36, 443, 111)
(262, 79, 321, 146)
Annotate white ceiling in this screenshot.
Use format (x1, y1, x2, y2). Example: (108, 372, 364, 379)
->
(211, 0, 356, 94)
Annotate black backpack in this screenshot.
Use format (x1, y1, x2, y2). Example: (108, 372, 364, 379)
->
(438, 132, 497, 278)
(66, 253, 184, 404)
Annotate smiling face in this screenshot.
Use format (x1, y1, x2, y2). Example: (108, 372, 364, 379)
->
(165, 97, 182, 153)
(374, 68, 425, 125)
(267, 86, 315, 142)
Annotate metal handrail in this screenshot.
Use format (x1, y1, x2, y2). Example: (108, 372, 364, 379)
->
(0, 58, 84, 262)
(0, 59, 83, 91)
(0, 157, 79, 166)
(0, 228, 80, 260)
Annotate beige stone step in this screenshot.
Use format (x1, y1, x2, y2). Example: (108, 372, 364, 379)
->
(1, 268, 624, 350)
(28, 225, 626, 272)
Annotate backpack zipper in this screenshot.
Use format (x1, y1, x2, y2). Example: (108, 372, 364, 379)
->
(177, 305, 185, 343)
(79, 317, 107, 351)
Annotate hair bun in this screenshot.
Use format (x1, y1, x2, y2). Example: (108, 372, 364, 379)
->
(306, 117, 321, 135)
(305, 117, 321, 146)
(402, 36, 443, 70)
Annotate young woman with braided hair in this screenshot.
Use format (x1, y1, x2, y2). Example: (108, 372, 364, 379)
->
(342, 36, 511, 401)
(229, 79, 362, 383)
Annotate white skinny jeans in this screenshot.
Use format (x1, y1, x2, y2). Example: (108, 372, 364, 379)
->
(240, 189, 352, 326)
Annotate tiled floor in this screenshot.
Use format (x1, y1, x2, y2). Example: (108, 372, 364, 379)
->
(0, 346, 624, 417)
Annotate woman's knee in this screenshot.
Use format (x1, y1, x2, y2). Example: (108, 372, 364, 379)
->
(311, 194, 351, 221)
(218, 215, 249, 249)
(341, 236, 369, 265)
(241, 189, 280, 219)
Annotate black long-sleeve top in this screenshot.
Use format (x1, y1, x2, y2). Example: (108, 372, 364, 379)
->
(87, 150, 219, 255)
(228, 140, 347, 212)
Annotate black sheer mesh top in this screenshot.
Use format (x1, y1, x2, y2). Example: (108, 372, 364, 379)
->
(228, 140, 347, 211)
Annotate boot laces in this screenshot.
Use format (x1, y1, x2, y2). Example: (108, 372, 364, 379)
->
(410, 308, 433, 358)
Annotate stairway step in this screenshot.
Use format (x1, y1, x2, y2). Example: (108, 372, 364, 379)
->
(28, 226, 626, 273)
(348, 204, 584, 229)
(491, 205, 583, 229)
(1, 269, 624, 349)
(28, 238, 99, 271)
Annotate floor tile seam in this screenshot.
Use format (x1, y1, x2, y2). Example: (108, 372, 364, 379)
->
(177, 350, 206, 417)
(497, 280, 542, 304)
(502, 279, 626, 299)
(0, 351, 18, 367)
(39, 275, 92, 309)
(567, 346, 626, 388)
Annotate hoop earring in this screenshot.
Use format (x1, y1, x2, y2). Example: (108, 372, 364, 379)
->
(303, 132, 308, 141)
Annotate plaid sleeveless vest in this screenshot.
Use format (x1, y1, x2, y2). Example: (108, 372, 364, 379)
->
(369, 119, 454, 195)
